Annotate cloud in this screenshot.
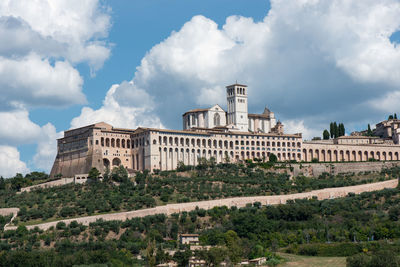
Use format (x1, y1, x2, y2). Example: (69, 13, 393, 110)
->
(33, 123, 62, 172)
(283, 120, 321, 140)
(0, 109, 42, 145)
(71, 83, 163, 129)
(0, 0, 111, 110)
(0, 0, 112, 173)
(0, 146, 29, 177)
(0, 54, 85, 109)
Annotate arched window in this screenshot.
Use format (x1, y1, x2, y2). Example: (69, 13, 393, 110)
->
(214, 113, 221, 126)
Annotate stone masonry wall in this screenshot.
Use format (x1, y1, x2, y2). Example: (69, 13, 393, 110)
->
(292, 161, 400, 177)
(5, 179, 397, 231)
(20, 178, 74, 193)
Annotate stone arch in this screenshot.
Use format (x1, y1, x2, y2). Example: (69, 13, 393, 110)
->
(101, 137, 104, 147)
(112, 157, 121, 166)
(358, 151, 362, 161)
(321, 150, 326, 162)
(302, 149, 307, 161)
(175, 137, 179, 145)
(377, 151, 381, 161)
(333, 150, 338, 162)
(197, 139, 201, 147)
(122, 139, 125, 148)
(395, 152, 399, 161)
(169, 137, 173, 145)
(163, 136, 167, 145)
(230, 141, 233, 149)
(111, 138, 115, 147)
(383, 151, 387, 161)
(314, 149, 319, 161)
(346, 150, 350, 161)
(389, 151, 393, 161)
(105, 138, 110, 147)
(308, 149, 313, 161)
(116, 139, 120, 148)
(208, 139, 212, 148)
(180, 138, 184, 146)
(364, 151, 368, 161)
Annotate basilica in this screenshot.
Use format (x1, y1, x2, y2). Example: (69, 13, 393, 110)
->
(50, 83, 400, 178)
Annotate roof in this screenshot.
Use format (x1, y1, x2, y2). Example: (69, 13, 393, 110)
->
(337, 136, 379, 139)
(226, 83, 247, 88)
(248, 113, 270, 118)
(180, 234, 199, 237)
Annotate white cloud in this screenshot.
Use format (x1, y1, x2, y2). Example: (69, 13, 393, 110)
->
(71, 83, 163, 129)
(0, 54, 85, 109)
(0, 110, 41, 145)
(0, 0, 111, 110)
(283, 120, 321, 140)
(33, 123, 62, 172)
(0, 0, 112, 173)
(0, 145, 29, 177)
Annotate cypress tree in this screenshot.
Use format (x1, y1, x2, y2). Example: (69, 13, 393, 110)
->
(367, 124, 372, 136)
(333, 122, 338, 138)
(330, 122, 334, 138)
(323, 130, 330, 140)
(395, 113, 398, 120)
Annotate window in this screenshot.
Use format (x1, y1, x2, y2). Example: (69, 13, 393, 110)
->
(214, 113, 221, 126)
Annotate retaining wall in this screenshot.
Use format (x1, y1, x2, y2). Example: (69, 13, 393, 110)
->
(292, 161, 400, 177)
(20, 178, 74, 193)
(5, 179, 397, 231)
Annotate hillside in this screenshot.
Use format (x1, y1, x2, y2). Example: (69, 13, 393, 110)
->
(0, 183, 400, 266)
(1, 163, 397, 226)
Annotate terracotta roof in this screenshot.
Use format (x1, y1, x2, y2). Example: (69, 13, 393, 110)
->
(248, 113, 270, 118)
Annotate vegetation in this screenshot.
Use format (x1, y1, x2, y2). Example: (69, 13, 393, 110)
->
(0, 184, 400, 266)
(329, 122, 345, 139)
(0, 164, 395, 225)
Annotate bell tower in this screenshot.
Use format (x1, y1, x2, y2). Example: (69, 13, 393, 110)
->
(226, 83, 248, 132)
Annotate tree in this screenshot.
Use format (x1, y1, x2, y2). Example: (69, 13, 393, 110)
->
(367, 124, 372, 136)
(388, 115, 394, 120)
(269, 153, 278, 163)
(323, 130, 330, 140)
(333, 122, 338, 138)
(88, 167, 100, 181)
(330, 122, 334, 138)
(111, 166, 128, 182)
(395, 113, 398, 119)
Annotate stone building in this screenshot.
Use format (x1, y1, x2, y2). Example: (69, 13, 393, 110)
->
(50, 83, 400, 178)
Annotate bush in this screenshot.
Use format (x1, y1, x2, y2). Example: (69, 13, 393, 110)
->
(56, 221, 66, 230)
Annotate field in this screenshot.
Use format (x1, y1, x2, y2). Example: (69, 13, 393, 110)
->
(278, 252, 346, 267)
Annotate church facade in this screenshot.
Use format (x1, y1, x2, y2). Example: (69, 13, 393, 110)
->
(50, 83, 400, 178)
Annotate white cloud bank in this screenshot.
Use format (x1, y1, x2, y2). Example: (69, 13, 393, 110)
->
(0, 146, 29, 177)
(0, 0, 111, 176)
(74, 0, 400, 140)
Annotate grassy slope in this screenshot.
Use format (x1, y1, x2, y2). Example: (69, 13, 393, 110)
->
(278, 253, 346, 267)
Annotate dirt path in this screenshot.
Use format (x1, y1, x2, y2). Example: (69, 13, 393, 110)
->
(2, 179, 398, 231)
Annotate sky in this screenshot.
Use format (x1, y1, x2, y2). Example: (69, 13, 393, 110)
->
(0, 0, 400, 177)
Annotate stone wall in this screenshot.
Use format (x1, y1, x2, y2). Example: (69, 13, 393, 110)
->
(20, 178, 74, 193)
(6, 179, 397, 231)
(292, 161, 400, 177)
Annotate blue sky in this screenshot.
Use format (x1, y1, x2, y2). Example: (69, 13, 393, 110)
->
(1, 0, 400, 177)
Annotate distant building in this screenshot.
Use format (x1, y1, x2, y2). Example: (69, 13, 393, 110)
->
(50, 83, 400, 178)
(179, 234, 199, 245)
